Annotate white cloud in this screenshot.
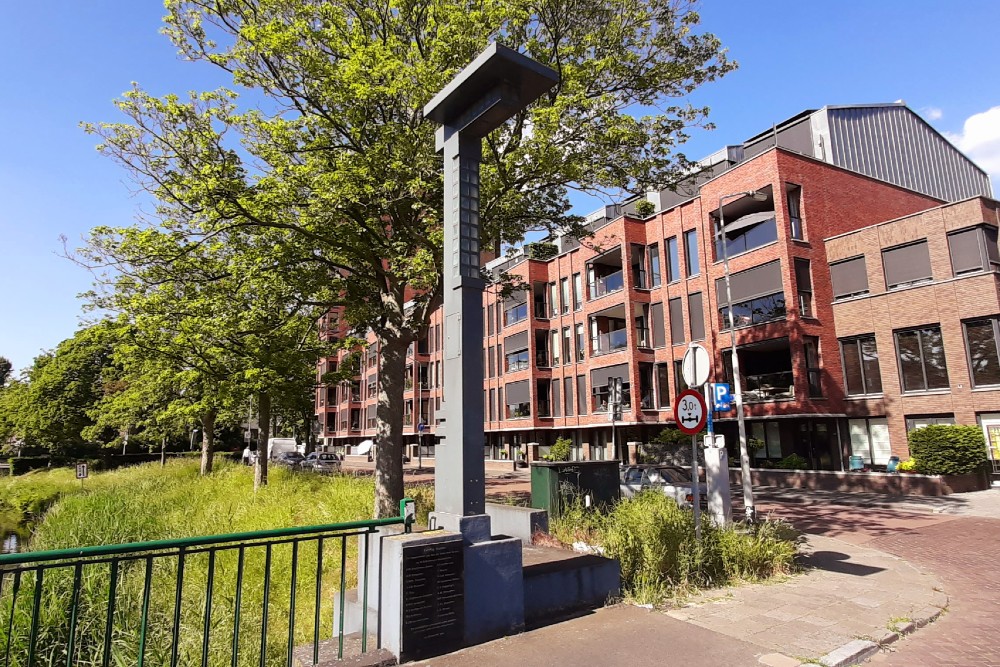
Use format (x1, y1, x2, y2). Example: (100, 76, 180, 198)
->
(944, 106, 1000, 193)
(922, 106, 943, 121)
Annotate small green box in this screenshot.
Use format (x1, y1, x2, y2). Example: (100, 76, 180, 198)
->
(530, 460, 621, 517)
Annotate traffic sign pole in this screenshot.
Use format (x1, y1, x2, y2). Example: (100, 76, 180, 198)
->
(674, 389, 707, 542)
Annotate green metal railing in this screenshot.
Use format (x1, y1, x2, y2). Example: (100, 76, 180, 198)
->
(0, 499, 414, 666)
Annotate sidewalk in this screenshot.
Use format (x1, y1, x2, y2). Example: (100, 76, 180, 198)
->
(413, 530, 945, 667)
(753, 485, 1000, 518)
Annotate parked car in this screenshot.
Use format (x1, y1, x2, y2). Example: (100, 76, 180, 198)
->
(619, 464, 707, 508)
(273, 451, 305, 467)
(300, 452, 342, 473)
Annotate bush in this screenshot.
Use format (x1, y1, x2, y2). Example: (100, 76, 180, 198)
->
(773, 454, 809, 470)
(634, 200, 656, 217)
(8, 456, 65, 475)
(908, 424, 988, 476)
(552, 492, 798, 604)
(544, 437, 572, 462)
(898, 458, 917, 472)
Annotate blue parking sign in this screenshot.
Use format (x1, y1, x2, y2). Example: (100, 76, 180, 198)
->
(712, 383, 732, 411)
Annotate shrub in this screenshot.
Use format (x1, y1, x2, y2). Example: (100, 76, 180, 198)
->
(908, 424, 988, 476)
(552, 492, 798, 604)
(642, 427, 690, 463)
(773, 454, 809, 470)
(634, 200, 656, 217)
(898, 458, 917, 472)
(525, 241, 558, 260)
(544, 437, 572, 462)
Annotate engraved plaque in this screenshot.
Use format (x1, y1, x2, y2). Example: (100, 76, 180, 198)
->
(401, 540, 465, 660)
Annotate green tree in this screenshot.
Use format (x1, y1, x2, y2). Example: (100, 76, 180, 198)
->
(0, 324, 117, 455)
(79, 224, 327, 485)
(0, 357, 12, 388)
(85, 0, 734, 516)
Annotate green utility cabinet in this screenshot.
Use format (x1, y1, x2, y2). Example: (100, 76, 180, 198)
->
(530, 461, 621, 517)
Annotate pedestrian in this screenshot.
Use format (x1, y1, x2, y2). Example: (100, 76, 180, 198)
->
(242, 445, 251, 466)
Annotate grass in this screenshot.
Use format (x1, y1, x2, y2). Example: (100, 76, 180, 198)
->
(0, 460, 434, 666)
(551, 491, 799, 605)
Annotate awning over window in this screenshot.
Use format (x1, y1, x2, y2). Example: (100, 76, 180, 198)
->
(504, 331, 529, 353)
(715, 260, 783, 307)
(591, 363, 629, 388)
(722, 210, 775, 234)
(505, 380, 530, 404)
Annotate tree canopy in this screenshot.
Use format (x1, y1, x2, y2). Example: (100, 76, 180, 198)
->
(84, 0, 734, 515)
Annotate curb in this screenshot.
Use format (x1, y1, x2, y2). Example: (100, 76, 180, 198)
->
(785, 601, 948, 667)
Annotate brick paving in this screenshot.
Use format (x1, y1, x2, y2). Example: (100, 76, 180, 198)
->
(867, 517, 1000, 667)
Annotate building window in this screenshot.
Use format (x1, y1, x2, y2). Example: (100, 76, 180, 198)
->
(489, 388, 495, 422)
(350, 408, 360, 430)
(840, 335, 883, 395)
(895, 326, 949, 392)
(655, 363, 670, 408)
(504, 300, 528, 326)
(715, 212, 778, 259)
(665, 237, 679, 283)
(647, 244, 661, 287)
(562, 327, 572, 365)
(804, 336, 822, 397)
(673, 359, 689, 396)
(668, 297, 685, 345)
(505, 380, 530, 419)
(572, 273, 583, 310)
(504, 332, 530, 372)
(537, 379, 551, 417)
(560, 278, 570, 314)
(787, 184, 803, 240)
(638, 364, 654, 409)
(948, 226, 1000, 276)
(631, 244, 647, 289)
(795, 258, 813, 317)
(683, 230, 700, 277)
(964, 318, 1000, 387)
(688, 293, 705, 341)
(848, 417, 890, 466)
(716, 260, 786, 329)
(830, 256, 869, 300)
(564, 377, 574, 417)
(548, 283, 558, 317)
(883, 241, 932, 290)
(577, 375, 588, 415)
(905, 415, 956, 431)
(575, 323, 585, 362)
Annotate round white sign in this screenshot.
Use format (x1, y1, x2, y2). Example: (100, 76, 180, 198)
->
(681, 344, 710, 387)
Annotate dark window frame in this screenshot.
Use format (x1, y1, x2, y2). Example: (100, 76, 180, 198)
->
(963, 317, 1000, 388)
(665, 236, 680, 283)
(683, 229, 700, 277)
(840, 335, 883, 396)
(894, 325, 950, 393)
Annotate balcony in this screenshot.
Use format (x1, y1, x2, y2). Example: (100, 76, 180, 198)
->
(742, 371, 795, 402)
(635, 327, 651, 348)
(589, 270, 624, 299)
(724, 337, 795, 404)
(592, 329, 628, 356)
(507, 359, 530, 373)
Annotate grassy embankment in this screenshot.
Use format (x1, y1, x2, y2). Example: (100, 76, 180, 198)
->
(550, 492, 800, 605)
(0, 460, 433, 666)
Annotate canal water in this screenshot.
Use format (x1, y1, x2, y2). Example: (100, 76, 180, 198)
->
(1, 530, 22, 554)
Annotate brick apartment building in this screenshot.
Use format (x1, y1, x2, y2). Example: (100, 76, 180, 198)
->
(315, 103, 997, 471)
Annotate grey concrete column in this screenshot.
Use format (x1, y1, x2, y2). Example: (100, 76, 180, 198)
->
(436, 129, 486, 517)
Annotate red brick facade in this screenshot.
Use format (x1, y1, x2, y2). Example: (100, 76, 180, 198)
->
(316, 147, 1000, 469)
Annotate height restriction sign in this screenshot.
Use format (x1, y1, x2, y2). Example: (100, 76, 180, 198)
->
(674, 389, 707, 435)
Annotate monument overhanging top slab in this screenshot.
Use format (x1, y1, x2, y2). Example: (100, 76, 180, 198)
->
(423, 43, 558, 135)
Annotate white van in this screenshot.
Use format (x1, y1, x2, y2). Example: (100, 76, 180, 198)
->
(267, 438, 302, 460)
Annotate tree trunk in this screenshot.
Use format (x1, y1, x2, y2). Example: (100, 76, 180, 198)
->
(255, 392, 270, 491)
(374, 333, 408, 518)
(200, 410, 216, 475)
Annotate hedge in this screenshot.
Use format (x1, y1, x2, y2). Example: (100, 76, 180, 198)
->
(907, 424, 988, 476)
(8, 451, 206, 475)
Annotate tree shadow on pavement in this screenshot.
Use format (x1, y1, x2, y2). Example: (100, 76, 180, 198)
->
(797, 550, 885, 576)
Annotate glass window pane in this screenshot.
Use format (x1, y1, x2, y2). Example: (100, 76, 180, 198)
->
(966, 320, 1000, 387)
(860, 336, 882, 394)
(848, 419, 872, 462)
(920, 327, 949, 389)
(842, 340, 865, 395)
(656, 364, 670, 408)
(896, 330, 925, 392)
(666, 237, 679, 282)
(869, 418, 891, 465)
(684, 230, 700, 276)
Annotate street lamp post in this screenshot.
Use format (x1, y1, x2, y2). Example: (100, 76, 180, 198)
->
(189, 427, 200, 451)
(717, 191, 767, 522)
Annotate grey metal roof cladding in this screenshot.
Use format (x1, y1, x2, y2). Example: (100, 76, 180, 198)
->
(640, 102, 992, 215)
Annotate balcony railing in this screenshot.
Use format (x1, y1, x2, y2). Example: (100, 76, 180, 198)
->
(592, 329, 628, 356)
(535, 351, 549, 368)
(741, 371, 795, 402)
(588, 270, 624, 299)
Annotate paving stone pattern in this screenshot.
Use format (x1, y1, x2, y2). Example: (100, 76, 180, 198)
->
(867, 517, 1000, 667)
(666, 534, 946, 661)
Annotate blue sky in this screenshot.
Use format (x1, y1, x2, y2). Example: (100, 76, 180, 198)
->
(1, 1, 998, 373)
